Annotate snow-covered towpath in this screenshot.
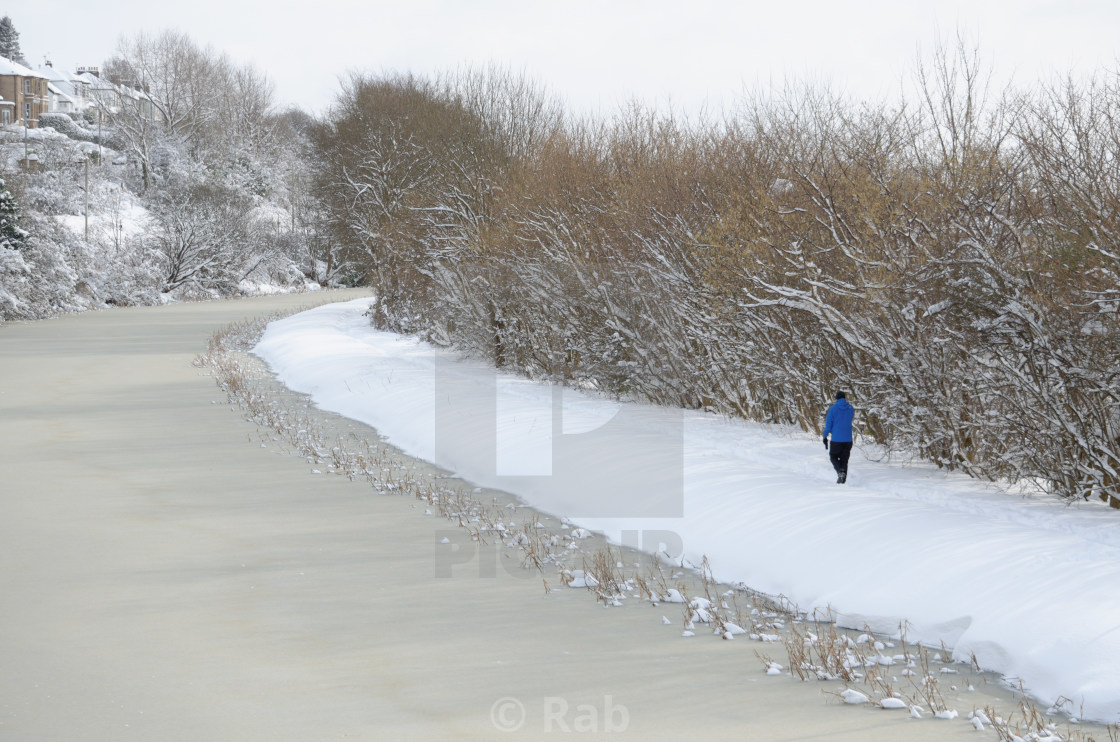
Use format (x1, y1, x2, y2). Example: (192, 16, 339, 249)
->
(255, 297, 1120, 722)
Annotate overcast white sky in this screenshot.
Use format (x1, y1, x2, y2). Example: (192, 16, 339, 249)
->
(15, 1, 1120, 117)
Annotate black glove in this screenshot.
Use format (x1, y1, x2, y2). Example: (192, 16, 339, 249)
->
(823, 437, 829, 448)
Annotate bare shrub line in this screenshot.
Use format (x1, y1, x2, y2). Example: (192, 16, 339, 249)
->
(313, 49, 1120, 507)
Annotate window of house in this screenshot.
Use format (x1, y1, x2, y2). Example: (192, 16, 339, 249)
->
(24, 79, 31, 94)
(2, 109, 9, 124)
(24, 102, 31, 121)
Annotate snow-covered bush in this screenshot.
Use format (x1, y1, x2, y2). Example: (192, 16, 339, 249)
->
(38, 111, 121, 150)
(37, 113, 84, 139)
(0, 215, 81, 319)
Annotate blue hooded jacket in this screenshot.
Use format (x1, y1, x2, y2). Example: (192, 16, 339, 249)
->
(823, 398, 854, 443)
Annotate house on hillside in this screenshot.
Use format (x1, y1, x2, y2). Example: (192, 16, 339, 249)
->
(0, 55, 49, 127)
(47, 82, 78, 114)
(75, 68, 115, 128)
(74, 66, 160, 125)
(38, 60, 94, 116)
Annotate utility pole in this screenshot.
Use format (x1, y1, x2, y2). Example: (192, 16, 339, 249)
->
(84, 155, 89, 240)
(22, 117, 39, 172)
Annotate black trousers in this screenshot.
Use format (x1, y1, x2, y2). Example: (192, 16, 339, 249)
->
(829, 441, 852, 475)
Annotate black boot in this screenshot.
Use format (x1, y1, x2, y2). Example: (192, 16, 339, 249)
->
(838, 471, 847, 484)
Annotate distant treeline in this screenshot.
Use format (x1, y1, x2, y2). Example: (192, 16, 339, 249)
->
(311, 43, 1120, 508)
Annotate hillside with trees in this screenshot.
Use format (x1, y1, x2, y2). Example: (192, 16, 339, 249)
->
(0, 27, 351, 320)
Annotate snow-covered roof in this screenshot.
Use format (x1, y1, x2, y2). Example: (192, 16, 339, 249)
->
(38, 64, 67, 84)
(0, 56, 50, 79)
(77, 71, 115, 91)
(48, 82, 78, 105)
(38, 65, 62, 83)
(38, 64, 93, 87)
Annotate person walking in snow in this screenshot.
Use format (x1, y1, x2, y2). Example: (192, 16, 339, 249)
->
(823, 391, 854, 484)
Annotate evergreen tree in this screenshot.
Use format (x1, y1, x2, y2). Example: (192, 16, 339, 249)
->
(0, 177, 27, 250)
(0, 16, 22, 62)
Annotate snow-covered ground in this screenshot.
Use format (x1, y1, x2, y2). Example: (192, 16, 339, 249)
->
(253, 297, 1120, 723)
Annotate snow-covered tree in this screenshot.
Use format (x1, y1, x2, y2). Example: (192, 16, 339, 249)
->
(105, 31, 279, 191)
(0, 16, 22, 63)
(148, 180, 265, 295)
(0, 176, 27, 250)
